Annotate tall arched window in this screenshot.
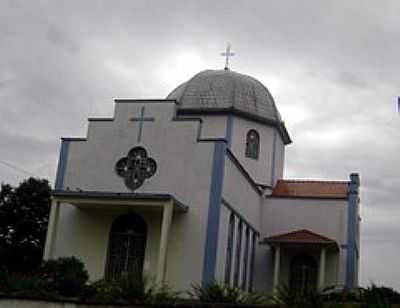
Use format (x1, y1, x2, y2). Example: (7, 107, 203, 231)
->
(105, 214, 147, 281)
(245, 130, 260, 159)
(224, 213, 235, 284)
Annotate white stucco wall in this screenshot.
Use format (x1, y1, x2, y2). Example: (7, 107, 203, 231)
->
(229, 116, 285, 186)
(54, 101, 215, 291)
(198, 115, 227, 139)
(261, 198, 348, 244)
(215, 204, 230, 282)
(54, 205, 161, 282)
(221, 155, 261, 229)
(253, 197, 349, 291)
(215, 152, 262, 289)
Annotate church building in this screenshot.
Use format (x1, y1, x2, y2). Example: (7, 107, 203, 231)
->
(44, 68, 360, 294)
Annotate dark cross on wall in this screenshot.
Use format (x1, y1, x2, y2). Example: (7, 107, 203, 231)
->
(130, 106, 155, 143)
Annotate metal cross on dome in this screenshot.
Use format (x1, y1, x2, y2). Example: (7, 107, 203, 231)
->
(221, 43, 235, 70)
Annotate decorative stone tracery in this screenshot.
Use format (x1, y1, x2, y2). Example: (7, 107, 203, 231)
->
(115, 146, 157, 191)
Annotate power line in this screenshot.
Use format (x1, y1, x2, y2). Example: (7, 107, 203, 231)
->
(0, 159, 37, 177)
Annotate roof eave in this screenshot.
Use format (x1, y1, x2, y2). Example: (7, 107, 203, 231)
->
(177, 108, 292, 145)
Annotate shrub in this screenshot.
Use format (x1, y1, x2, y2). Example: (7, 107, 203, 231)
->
(82, 279, 123, 302)
(271, 285, 336, 308)
(40, 256, 89, 296)
(189, 281, 266, 304)
(84, 277, 179, 304)
(0, 178, 51, 274)
(360, 284, 399, 307)
(0, 271, 51, 297)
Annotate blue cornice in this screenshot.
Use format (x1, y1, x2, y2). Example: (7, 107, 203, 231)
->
(114, 99, 177, 104)
(177, 108, 291, 145)
(51, 190, 189, 212)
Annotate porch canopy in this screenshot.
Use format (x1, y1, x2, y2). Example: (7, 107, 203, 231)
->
(261, 229, 338, 250)
(44, 190, 189, 284)
(261, 229, 339, 290)
(51, 190, 189, 211)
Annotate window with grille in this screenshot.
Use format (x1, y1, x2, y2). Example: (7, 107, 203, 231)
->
(105, 214, 147, 281)
(245, 130, 260, 159)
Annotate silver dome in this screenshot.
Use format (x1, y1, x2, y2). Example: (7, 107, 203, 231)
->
(167, 69, 291, 144)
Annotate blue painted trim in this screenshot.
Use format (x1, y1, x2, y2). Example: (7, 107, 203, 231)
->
(114, 99, 177, 104)
(226, 114, 234, 148)
(198, 138, 227, 143)
(176, 108, 292, 145)
(51, 190, 189, 212)
(202, 141, 226, 286)
(54, 140, 70, 190)
(345, 173, 360, 289)
(88, 118, 114, 122)
(270, 130, 277, 186)
(61, 137, 86, 141)
(268, 195, 348, 200)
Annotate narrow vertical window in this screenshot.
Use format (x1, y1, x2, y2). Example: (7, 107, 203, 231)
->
(241, 226, 250, 290)
(245, 130, 260, 159)
(248, 231, 257, 292)
(224, 213, 235, 284)
(233, 220, 243, 287)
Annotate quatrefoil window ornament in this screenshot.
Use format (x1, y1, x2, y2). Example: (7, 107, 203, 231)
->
(115, 147, 157, 191)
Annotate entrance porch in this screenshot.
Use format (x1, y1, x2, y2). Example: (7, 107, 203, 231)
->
(261, 229, 339, 292)
(44, 190, 188, 284)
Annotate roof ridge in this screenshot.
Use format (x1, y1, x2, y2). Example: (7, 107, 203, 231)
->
(266, 228, 335, 242)
(277, 179, 349, 184)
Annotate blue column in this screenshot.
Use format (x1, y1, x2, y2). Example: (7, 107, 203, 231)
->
(345, 173, 360, 289)
(54, 139, 70, 190)
(202, 141, 227, 286)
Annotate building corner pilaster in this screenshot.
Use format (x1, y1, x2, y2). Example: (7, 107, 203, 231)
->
(345, 172, 360, 289)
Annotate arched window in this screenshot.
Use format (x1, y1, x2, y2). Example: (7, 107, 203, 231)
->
(245, 130, 260, 159)
(224, 213, 235, 284)
(105, 214, 147, 281)
(290, 254, 318, 291)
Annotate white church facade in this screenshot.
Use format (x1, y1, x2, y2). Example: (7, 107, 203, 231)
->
(44, 69, 360, 294)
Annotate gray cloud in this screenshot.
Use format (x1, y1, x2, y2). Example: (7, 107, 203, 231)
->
(1, 0, 400, 290)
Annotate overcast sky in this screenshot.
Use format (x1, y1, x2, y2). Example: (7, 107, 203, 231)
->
(1, 0, 400, 290)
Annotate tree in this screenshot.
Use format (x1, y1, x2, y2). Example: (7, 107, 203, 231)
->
(0, 178, 51, 273)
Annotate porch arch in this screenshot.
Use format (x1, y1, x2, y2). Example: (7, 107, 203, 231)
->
(105, 214, 147, 281)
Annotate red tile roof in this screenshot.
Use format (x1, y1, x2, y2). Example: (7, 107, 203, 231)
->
(264, 229, 336, 244)
(271, 179, 349, 199)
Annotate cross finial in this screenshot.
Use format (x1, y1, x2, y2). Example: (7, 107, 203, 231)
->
(221, 43, 235, 70)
